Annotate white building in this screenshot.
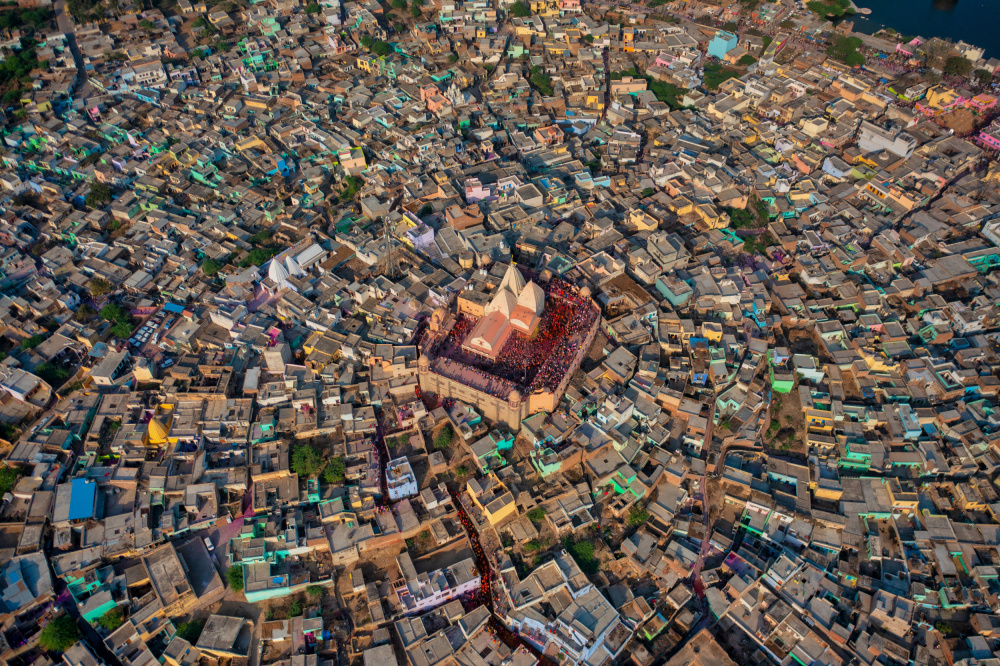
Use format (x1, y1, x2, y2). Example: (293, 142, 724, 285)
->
(386, 457, 418, 500)
(394, 552, 480, 614)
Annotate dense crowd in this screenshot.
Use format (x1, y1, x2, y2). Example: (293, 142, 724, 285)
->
(428, 279, 598, 398)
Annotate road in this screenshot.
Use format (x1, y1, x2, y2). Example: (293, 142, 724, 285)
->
(449, 488, 555, 666)
(53, 0, 86, 85)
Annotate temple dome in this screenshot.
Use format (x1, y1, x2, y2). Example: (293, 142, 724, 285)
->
(517, 280, 545, 315)
(148, 418, 169, 444)
(499, 263, 526, 296)
(268, 259, 290, 284)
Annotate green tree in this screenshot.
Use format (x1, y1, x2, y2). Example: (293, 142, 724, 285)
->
(201, 258, 221, 276)
(944, 56, 972, 76)
(85, 181, 112, 208)
(508, 0, 530, 16)
(0, 464, 21, 495)
(307, 585, 324, 598)
(176, 620, 204, 643)
(111, 321, 134, 339)
(289, 599, 303, 616)
(562, 537, 598, 574)
(627, 505, 648, 526)
(974, 69, 993, 85)
(97, 608, 125, 632)
(390, 0, 406, 8)
(239, 247, 280, 267)
(448, 53, 458, 63)
(36, 362, 69, 385)
(322, 456, 346, 483)
(640, 187, 655, 198)
(433, 424, 454, 450)
(529, 66, 553, 95)
(305, 1, 320, 10)
(0, 423, 19, 443)
(738, 54, 757, 66)
(227, 565, 244, 591)
(21, 333, 46, 350)
(409, 4, 420, 17)
(526, 506, 546, 523)
(139, 18, 155, 30)
(89, 276, 112, 297)
(584, 34, 594, 43)
(291, 444, 323, 476)
(73, 303, 97, 323)
(38, 615, 79, 653)
(100, 302, 129, 324)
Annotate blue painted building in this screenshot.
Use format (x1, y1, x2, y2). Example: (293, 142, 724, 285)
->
(707, 31, 738, 60)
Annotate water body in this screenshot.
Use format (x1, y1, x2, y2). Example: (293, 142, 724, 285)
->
(849, 0, 1000, 58)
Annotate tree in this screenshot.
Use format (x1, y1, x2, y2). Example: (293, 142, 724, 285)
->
(562, 537, 598, 574)
(526, 506, 546, 523)
(448, 53, 458, 63)
(627, 505, 649, 526)
(584, 34, 594, 43)
(305, 1, 320, 10)
(89, 277, 112, 297)
(227, 565, 244, 591)
(307, 585, 324, 598)
(291, 444, 322, 477)
(0, 464, 21, 495)
(974, 69, 993, 85)
(779, 19, 795, 28)
(21, 334, 46, 350)
(640, 187, 656, 198)
(944, 56, 972, 76)
(409, 4, 420, 17)
(176, 620, 204, 643)
(322, 456, 345, 483)
(97, 608, 125, 632)
(38, 615, 79, 653)
(111, 321, 133, 338)
(100, 302, 129, 324)
(529, 66, 553, 95)
(433, 423, 454, 450)
(508, 0, 530, 16)
(738, 54, 757, 66)
(201, 258, 221, 276)
(0, 423, 19, 443)
(390, 0, 406, 8)
(289, 599, 303, 616)
(139, 18, 155, 30)
(36, 362, 69, 385)
(85, 181, 112, 208)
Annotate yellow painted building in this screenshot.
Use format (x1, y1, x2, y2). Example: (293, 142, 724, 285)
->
(466, 474, 516, 526)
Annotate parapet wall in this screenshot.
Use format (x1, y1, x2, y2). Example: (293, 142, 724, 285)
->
(419, 300, 600, 431)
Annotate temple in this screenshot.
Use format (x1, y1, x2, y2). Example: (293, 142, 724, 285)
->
(463, 264, 545, 360)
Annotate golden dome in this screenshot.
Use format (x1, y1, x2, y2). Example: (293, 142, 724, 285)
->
(148, 418, 169, 444)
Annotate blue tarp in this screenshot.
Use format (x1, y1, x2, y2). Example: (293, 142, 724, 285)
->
(162, 302, 185, 314)
(67, 478, 96, 521)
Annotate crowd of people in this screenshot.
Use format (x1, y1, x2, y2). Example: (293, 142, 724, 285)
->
(450, 488, 541, 661)
(427, 279, 598, 399)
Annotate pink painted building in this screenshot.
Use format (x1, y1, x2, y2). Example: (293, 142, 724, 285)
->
(559, 0, 581, 12)
(464, 177, 491, 203)
(979, 126, 1000, 150)
(969, 94, 998, 112)
(895, 37, 922, 56)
